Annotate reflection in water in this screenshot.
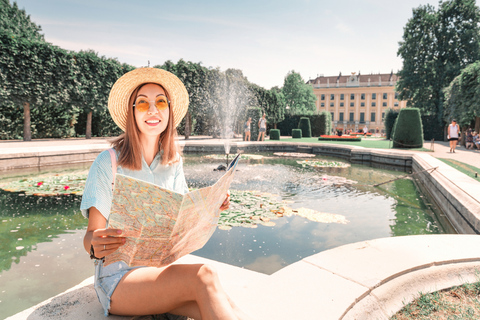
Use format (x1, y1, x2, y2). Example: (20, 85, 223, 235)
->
(0, 154, 452, 318)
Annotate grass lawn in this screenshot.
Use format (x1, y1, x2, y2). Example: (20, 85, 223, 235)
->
(391, 279, 480, 319)
(276, 137, 430, 151)
(438, 158, 480, 182)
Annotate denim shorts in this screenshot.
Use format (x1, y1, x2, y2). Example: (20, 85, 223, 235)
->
(94, 259, 142, 316)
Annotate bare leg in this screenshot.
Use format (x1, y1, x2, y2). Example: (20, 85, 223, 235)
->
(110, 264, 246, 320)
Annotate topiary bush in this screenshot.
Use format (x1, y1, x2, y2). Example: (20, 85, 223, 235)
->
(392, 108, 424, 148)
(269, 129, 280, 140)
(384, 108, 399, 140)
(292, 128, 302, 139)
(298, 117, 312, 138)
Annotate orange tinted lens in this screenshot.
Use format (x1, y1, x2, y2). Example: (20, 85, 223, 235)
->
(135, 98, 150, 112)
(155, 97, 169, 110)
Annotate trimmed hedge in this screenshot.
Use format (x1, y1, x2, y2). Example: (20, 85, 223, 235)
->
(269, 129, 280, 140)
(298, 117, 312, 138)
(292, 129, 302, 138)
(384, 108, 399, 140)
(392, 108, 424, 148)
(275, 113, 330, 137)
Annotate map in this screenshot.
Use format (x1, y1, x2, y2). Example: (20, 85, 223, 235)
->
(104, 154, 240, 268)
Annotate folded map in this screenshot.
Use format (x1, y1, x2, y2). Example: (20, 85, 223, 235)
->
(104, 154, 240, 267)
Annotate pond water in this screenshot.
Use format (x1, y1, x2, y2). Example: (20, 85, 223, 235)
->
(0, 153, 453, 318)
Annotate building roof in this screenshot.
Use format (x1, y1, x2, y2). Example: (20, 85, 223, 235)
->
(307, 71, 399, 88)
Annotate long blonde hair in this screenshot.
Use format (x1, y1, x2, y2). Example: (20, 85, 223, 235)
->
(111, 83, 179, 170)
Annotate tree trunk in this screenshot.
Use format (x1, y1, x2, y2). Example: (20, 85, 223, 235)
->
(23, 102, 31, 141)
(86, 111, 92, 139)
(184, 111, 191, 140)
(475, 116, 480, 134)
(274, 123, 277, 129)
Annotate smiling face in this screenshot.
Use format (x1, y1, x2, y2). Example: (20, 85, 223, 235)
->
(133, 83, 170, 139)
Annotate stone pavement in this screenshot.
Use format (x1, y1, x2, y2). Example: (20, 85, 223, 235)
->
(2, 137, 480, 319)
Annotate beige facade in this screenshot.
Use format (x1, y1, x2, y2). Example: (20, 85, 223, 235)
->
(307, 72, 407, 133)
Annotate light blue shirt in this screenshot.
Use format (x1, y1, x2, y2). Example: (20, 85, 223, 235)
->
(80, 149, 189, 220)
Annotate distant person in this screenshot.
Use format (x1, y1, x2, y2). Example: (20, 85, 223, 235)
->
(244, 117, 251, 141)
(466, 129, 474, 149)
(363, 125, 368, 136)
(473, 131, 480, 150)
(447, 119, 460, 153)
(257, 113, 267, 141)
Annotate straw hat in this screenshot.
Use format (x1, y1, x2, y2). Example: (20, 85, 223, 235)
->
(108, 68, 189, 131)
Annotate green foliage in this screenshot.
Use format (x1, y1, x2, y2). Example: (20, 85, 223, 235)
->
(250, 84, 286, 127)
(298, 117, 312, 138)
(282, 70, 317, 115)
(246, 107, 262, 141)
(384, 108, 399, 139)
(0, 100, 23, 139)
(421, 114, 444, 141)
(397, 0, 480, 124)
(292, 128, 302, 138)
(318, 112, 332, 136)
(269, 129, 280, 140)
(443, 60, 480, 126)
(0, 0, 44, 41)
(392, 108, 424, 148)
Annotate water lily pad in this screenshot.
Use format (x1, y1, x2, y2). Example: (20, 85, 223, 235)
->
(297, 160, 350, 168)
(287, 207, 349, 224)
(203, 154, 264, 160)
(0, 171, 88, 196)
(274, 152, 315, 158)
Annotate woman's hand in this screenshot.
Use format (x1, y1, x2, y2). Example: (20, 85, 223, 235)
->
(219, 192, 230, 211)
(91, 228, 126, 258)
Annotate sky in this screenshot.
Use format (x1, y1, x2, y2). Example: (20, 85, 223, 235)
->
(13, 0, 477, 89)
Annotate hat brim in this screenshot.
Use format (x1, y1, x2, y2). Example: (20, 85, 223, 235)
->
(108, 68, 189, 131)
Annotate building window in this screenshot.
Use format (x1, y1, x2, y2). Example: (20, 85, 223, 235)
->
(371, 112, 376, 122)
(340, 102, 344, 107)
(350, 102, 354, 107)
(340, 94, 344, 100)
(331, 112, 334, 121)
(383, 93, 387, 99)
(361, 102, 365, 107)
(321, 94, 325, 101)
(394, 102, 399, 107)
(372, 93, 376, 99)
(330, 102, 334, 107)
(395, 92, 399, 99)
(321, 103, 325, 107)
(349, 112, 354, 122)
(382, 112, 385, 120)
(350, 93, 355, 100)
(383, 102, 387, 107)
(339, 112, 344, 121)
(360, 113, 365, 123)
(361, 93, 365, 100)
(331, 94, 335, 100)
(372, 102, 376, 107)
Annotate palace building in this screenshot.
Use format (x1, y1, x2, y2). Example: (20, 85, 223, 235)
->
(307, 72, 407, 133)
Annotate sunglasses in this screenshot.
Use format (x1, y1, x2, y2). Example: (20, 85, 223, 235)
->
(133, 96, 170, 112)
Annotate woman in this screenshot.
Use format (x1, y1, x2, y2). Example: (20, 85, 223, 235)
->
(81, 68, 249, 319)
(257, 113, 266, 141)
(244, 117, 251, 141)
(447, 119, 460, 153)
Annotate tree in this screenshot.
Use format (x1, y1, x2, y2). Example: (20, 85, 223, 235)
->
(0, 32, 76, 140)
(444, 61, 480, 132)
(282, 71, 317, 115)
(250, 85, 286, 129)
(0, 0, 44, 41)
(71, 50, 131, 139)
(397, 0, 480, 126)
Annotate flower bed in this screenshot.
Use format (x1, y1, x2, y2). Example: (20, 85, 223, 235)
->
(318, 135, 361, 141)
